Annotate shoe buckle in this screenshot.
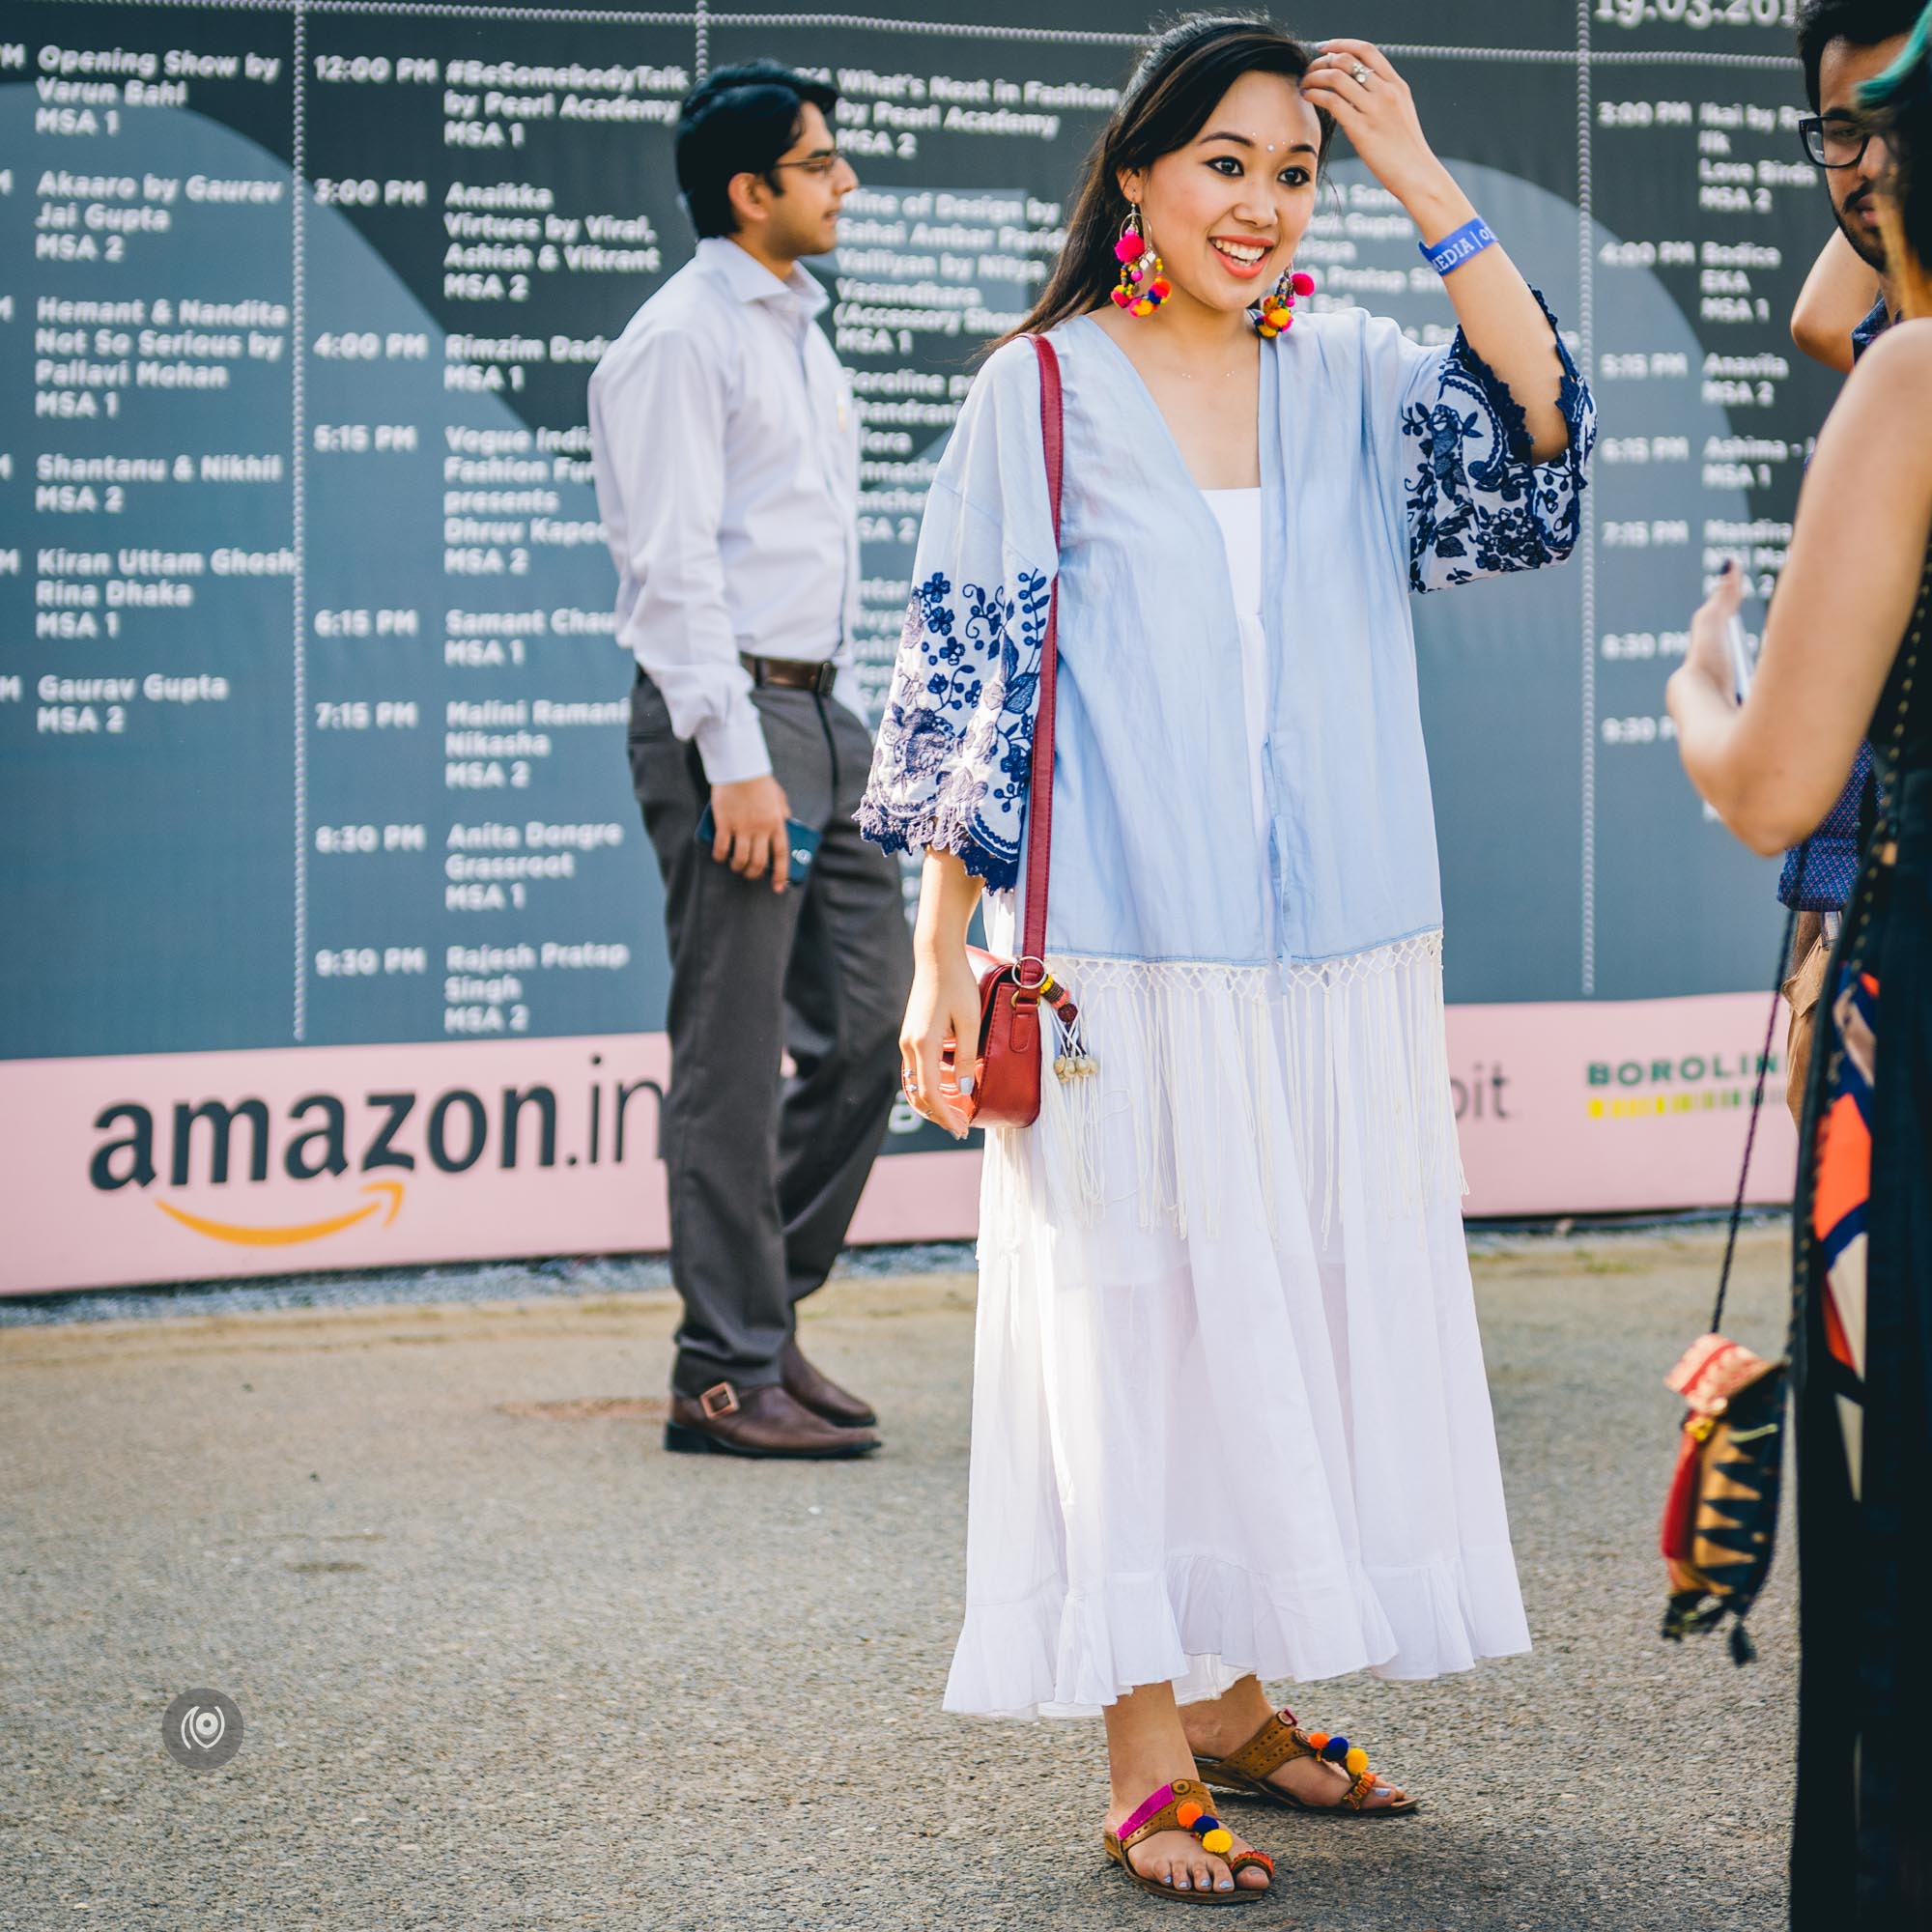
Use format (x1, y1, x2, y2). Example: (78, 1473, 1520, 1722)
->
(698, 1380, 740, 1420)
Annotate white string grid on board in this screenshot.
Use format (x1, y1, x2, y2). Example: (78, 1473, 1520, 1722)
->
(25, 0, 1804, 54)
(28, 0, 1805, 1012)
(293, 0, 309, 1038)
(1578, 0, 1597, 998)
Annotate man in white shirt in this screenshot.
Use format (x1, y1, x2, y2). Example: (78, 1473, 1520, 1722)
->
(590, 62, 910, 1458)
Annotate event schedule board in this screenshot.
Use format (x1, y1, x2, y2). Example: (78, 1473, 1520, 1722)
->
(1, 1, 1847, 1289)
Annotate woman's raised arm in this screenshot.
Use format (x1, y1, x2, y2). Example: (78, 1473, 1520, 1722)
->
(1303, 39, 1571, 461)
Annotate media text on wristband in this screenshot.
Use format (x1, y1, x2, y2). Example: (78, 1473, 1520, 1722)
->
(1420, 216, 1497, 276)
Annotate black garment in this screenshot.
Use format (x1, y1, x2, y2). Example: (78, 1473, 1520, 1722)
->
(628, 669, 912, 1399)
(1789, 542, 1932, 1928)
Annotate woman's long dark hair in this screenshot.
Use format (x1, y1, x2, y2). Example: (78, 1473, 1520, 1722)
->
(1861, 0, 1932, 314)
(1000, 14, 1335, 347)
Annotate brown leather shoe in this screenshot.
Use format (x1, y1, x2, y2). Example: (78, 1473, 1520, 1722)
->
(665, 1379, 879, 1459)
(780, 1337, 878, 1430)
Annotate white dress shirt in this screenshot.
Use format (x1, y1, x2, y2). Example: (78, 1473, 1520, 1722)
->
(589, 236, 861, 783)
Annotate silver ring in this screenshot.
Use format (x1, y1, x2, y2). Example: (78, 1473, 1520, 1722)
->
(1350, 62, 1372, 86)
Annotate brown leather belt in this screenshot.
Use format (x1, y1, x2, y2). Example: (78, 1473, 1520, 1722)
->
(741, 652, 837, 697)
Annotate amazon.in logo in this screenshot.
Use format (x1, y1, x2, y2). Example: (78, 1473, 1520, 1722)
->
(90, 1063, 665, 1248)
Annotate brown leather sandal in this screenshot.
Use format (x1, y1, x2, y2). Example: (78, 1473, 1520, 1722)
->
(1193, 1707, 1420, 1816)
(1101, 1776, 1276, 1903)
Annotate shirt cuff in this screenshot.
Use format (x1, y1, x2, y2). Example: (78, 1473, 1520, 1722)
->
(694, 694, 772, 785)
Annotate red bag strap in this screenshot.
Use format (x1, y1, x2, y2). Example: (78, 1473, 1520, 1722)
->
(1018, 333, 1063, 985)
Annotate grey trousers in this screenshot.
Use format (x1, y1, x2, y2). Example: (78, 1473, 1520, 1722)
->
(627, 669, 913, 1399)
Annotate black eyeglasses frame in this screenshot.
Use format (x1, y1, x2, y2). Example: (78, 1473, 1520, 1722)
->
(768, 150, 847, 178)
(1798, 113, 1882, 170)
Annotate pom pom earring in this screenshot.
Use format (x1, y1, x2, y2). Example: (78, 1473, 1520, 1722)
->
(1256, 266, 1317, 338)
(1111, 206, 1170, 318)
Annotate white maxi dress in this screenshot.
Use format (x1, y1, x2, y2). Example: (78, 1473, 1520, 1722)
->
(946, 487, 1531, 1719)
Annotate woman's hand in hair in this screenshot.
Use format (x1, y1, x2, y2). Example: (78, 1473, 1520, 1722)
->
(1308, 38, 1570, 460)
(1300, 41, 1443, 208)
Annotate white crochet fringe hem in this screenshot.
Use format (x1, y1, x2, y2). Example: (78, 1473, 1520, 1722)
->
(1003, 931, 1466, 1247)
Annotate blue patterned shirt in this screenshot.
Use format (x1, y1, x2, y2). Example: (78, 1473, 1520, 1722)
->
(859, 298, 1594, 965)
(1776, 292, 1890, 911)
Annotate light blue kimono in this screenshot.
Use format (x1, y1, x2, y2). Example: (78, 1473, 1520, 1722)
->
(859, 298, 1595, 968)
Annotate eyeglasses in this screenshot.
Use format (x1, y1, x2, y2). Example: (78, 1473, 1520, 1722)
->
(770, 150, 848, 179)
(1799, 114, 1885, 169)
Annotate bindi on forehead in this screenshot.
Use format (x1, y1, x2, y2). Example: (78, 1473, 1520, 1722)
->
(1200, 127, 1318, 157)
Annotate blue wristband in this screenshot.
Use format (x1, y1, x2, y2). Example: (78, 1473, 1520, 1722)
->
(1420, 217, 1496, 276)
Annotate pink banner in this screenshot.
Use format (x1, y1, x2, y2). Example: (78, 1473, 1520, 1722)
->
(1443, 990, 1797, 1217)
(0, 989, 1796, 1294)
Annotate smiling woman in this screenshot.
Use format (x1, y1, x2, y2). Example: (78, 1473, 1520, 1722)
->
(860, 10, 1594, 1911)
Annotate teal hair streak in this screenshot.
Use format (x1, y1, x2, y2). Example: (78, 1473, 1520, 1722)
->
(1860, 0, 1932, 111)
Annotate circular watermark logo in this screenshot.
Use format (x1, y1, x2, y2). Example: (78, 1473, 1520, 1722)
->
(161, 1690, 243, 1770)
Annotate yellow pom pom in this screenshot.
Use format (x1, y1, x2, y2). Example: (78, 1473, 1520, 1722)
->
(1175, 1802, 1203, 1829)
(1345, 1747, 1369, 1776)
(1131, 299, 1154, 317)
(1201, 1828, 1233, 1856)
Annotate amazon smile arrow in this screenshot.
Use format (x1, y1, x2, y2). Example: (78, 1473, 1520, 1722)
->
(155, 1180, 405, 1248)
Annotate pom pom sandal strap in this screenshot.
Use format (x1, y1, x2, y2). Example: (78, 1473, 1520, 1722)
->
(1101, 1777, 1270, 1905)
(1197, 1707, 1311, 1783)
(1192, 1709, 1420, 1817)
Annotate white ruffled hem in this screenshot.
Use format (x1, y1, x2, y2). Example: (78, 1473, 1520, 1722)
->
(943, 1548, 1530, 1720)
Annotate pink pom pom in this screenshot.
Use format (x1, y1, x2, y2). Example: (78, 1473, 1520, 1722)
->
(1291, 271, 1316, 297)
(1110, 286, 1134, 308)
(1114, 232, 1143, 264)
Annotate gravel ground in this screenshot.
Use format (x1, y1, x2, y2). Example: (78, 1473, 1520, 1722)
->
(0, 1226, 1796, 1929)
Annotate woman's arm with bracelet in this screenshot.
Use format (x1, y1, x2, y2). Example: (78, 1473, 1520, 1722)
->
(1304, 39, 1571, 460)
(1669, 321, 1932, 852)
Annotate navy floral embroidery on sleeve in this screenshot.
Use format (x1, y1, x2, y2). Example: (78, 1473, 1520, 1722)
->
(1404, 291, 1597, 594)
(858, 563, 1051, 891)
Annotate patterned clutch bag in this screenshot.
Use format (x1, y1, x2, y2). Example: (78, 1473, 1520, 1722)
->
(1659, 848, 1804, 1665)
(1660, 1332, 1785, 1660)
